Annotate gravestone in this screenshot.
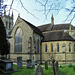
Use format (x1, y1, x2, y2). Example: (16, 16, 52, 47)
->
(27, 59, 32, 68)
(45, 61, 48, 70)
(32, 61, 35, 68)
(55, 61, 59, 75)
(33, 64, 43, 75)
(0, 60, 13, 71)
(17, 57, 22, 69)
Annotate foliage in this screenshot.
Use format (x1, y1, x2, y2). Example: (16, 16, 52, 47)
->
(68, 64, 72, 68)
(0, 57, 8, 60)
(59, 65, 62, 68)
(73, 66, 75, 71)
(12, 64, 34, 75)
(12, 64, 75, 75)
(45, 61, 48, 70)
(0, 18, 10, 55)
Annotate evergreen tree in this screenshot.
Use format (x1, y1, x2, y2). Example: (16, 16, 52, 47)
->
(0, 17, 9, 55)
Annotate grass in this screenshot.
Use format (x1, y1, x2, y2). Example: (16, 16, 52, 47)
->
(59, 65, 75, 75)
(12, 64, 75, 75)
(12, 64, 34, 75)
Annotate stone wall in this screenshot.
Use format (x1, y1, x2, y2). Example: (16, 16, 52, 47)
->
(10, 16, 42, 64)
(42, 41, 75, 64)
(69, 30, 75, 39)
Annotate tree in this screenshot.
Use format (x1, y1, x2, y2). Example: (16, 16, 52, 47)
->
(50, 50, 56, 75)
(8, 0, 75, 23)
(35, 0, 75, 22)
(0, 17, 10, 55)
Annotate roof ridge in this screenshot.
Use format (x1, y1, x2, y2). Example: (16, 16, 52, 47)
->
(37, 23, 51, 27)
(54, 23, 71, 26)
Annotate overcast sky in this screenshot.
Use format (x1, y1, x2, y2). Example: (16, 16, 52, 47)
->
(4, 0, 75, 26)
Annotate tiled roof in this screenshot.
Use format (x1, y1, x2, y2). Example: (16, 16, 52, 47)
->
(42, 31, 75, 42)
(37, 24, 51, 32)
(38, 23, 75, 32)
(52, 24, 75, 30)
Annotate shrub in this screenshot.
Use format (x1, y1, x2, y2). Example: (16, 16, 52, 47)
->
(1, 57, 8, 60)
(73, 66, 75, 71)
(68, 64, 72, 68)
(59, 65, 62, 68)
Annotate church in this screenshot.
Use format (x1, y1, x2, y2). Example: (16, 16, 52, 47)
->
(9, 14, 75, 64)
(1, 13, 75, 64)
(9, 16, 43, 64)
(38, 15, 75, 64)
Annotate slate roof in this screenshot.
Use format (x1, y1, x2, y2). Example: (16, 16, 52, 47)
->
(52, 24, 75, 30)
(38, 23, 75, 32)
(21, 18, 43, 36)
(42, 31, 75, 42)
(38, 24, 51, 32)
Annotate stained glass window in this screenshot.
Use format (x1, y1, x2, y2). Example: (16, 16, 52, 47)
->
(15, 28, 22, 53)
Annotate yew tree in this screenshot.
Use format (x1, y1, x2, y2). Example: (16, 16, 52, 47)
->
(0, 17, 10, 55)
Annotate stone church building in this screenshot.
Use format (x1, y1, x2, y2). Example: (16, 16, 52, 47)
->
(9, 15, 75, 64)
(1, 13, 75, 64)
(38, 15, 75, 64)
(9, 16, 43, 64)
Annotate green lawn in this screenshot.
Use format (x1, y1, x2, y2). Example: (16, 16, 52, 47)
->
(12, 64, 75, 75)
(12, 65, 34, 75)
(59, 66, 75, 75)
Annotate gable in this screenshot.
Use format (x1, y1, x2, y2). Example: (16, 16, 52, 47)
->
(11, 16, 43, 37)
(15, 16, 23, 25)
(11, 17, 33, 36)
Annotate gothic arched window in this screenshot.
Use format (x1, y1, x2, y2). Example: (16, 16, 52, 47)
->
(9, 22, 11, 29)
(45, 44, 47, 52)
(51, 43, 53, 52)
(15, 28, 22, 53)
(6, 21, 8, 29)
(57, 43, 59, 52)
(69, 43, 71, 52)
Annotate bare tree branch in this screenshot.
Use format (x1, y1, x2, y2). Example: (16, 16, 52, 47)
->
(35, 0, 44, 6)
(8, 0, 14, 15)
(36, 0, 75, 23)
(70, 14, 75, 23)
(19, 0, 39, 20)
(7, 0, 75, 23)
